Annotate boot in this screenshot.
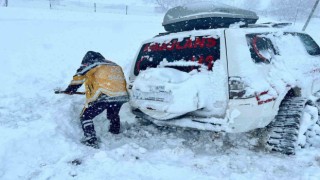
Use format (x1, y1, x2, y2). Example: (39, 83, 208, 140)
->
(81, 137, 99, 149)
(80, 118, 99, 148)
(109, 119, 120, 134)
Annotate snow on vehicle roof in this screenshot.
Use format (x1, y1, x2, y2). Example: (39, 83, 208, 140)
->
(183, 1, 233, 10)
(143, 29, 222, 44)
(162, 1, 259, 26)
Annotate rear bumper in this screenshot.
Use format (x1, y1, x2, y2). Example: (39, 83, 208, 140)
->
(131, 97, 278, 133)
(132, 109, 230, 132)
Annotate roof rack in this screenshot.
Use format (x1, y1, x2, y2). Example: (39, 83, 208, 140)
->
(162, 2, 259, 32)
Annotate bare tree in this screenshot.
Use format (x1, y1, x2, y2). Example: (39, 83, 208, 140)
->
(49, 0, 61, 6)
(1, 0, 8, 7)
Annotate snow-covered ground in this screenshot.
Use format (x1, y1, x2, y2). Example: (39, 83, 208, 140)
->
(1, 6, 320, 180)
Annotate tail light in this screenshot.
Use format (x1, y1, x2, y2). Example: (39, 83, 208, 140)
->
(229, 77, 254, 99)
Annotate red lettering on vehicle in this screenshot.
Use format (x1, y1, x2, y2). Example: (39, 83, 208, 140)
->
(166, 40, 177, 51)
(159, 43, 167, 51)
(143, 44, 150, 52)
(194, 37, 205, 48)
(197, 55, 204, 64)
(175, 39, 194, 50)
(185, 39, 194, 49)
(191, 55, 197, 62)
(205, 55, 214, 70)
(146, 37, 218, 52)
(206, 38, 217, 48)
(149, 43, 159, 51)
(175, 41, 185, 50)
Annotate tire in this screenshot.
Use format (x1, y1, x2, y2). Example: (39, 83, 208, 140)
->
(266, 97, 319, 155)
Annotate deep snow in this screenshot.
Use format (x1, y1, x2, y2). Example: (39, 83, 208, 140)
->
(1, 6, 320, 180)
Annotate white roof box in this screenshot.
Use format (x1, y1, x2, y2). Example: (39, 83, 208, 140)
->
(163, 2, 259, 32)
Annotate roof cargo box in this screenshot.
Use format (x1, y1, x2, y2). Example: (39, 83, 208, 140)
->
(162, 2, 259, 32)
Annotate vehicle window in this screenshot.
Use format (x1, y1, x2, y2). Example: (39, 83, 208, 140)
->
(285, 33, 320, 56)
(134, 36, 220, 76)
(246, 33, 278, 64)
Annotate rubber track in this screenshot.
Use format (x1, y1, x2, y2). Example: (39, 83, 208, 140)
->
(267, 97, 308, 155)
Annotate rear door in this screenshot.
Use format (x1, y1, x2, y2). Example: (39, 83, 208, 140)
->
(129, 29, 229, 118)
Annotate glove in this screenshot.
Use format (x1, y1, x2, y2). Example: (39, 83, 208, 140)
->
(64, 85, 80, 95)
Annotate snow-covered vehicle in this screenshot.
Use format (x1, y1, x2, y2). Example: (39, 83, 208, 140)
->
(128, 2, 320, 154)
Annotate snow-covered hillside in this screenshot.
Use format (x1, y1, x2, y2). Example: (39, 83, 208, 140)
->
(1, 6, 320, 180)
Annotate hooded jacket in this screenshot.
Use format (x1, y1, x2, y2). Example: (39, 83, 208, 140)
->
(65, 51, 128, 105)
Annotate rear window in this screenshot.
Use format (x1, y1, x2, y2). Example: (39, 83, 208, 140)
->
(285, 32, 320, 56)
(134, 35, 220, 76)
(246, 33, 320, 64)
(246, 33, 278, 64)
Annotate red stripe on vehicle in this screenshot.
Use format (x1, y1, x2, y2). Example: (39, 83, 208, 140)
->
(256, 91, 276, 105)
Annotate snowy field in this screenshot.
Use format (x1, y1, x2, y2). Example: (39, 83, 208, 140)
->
(4, 0, 160, 15)
(1, 6, 320, 180)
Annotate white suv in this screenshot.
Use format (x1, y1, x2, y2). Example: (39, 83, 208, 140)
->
(128, 2, 320, 154)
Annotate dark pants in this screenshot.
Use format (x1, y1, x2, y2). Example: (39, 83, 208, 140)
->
(80, 101, 123, 139)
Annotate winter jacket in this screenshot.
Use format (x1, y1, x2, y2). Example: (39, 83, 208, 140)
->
(65, 51, 128, 105)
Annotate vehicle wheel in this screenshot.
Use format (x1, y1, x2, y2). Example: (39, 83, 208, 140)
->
(266, 97, 319, 155)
